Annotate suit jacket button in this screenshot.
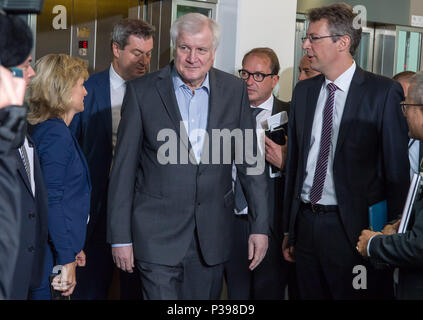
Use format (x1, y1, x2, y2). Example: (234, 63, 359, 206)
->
(28, 212, 35, 219)
(27, 246, 35, 252)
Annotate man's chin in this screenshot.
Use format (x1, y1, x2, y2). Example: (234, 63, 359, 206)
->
(135, 71, 146, 78)
(409, 131, 423, 141)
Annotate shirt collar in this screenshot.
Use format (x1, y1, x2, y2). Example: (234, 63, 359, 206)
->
(172, 66, 210, 93)
(109, 63, 126, 90)
(251, 94, 274, 111)
(325, 61, 356, 92)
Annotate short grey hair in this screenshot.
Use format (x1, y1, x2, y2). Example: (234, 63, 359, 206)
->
(170, 13, 220, 50)
(111, 18, 155, 50)
(408, 72, 423, 105)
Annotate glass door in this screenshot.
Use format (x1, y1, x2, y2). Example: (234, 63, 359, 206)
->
(293, 14, 308, 86)
(395, 26, 423, 74)
(354, 26, 374, 72)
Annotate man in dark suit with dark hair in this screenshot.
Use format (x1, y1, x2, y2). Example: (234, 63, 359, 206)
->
(70, 18, 155, 299)
(108, 13, 270, 300)
(224, 47, 290, 300)
(282, 2, 409, 299)
(8, 55, 49, 300)
(357, 72, 423, 299)
(0, 13, 48, 300)
(0, 66, 26, 299)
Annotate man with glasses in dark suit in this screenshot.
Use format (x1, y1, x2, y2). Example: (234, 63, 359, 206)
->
(225, 47, 291, 300)
(357, 72, 423, 299)
(282, 2, 409, 299)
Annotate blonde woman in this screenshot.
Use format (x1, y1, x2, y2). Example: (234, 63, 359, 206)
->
(28, 54, 91, 299)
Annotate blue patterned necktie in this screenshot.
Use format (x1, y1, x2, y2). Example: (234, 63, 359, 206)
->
(309, 82, 338, 205)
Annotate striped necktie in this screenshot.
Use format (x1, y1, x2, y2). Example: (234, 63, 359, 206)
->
(20, 144, 31, 183)
(309, 82, 338, 205)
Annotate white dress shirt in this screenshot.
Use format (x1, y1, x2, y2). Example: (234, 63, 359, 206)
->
(301, 61, 356, 205)
(409, 139, 420, 180)
(110, 64, 129, 247)
(109, 63, 127, 153)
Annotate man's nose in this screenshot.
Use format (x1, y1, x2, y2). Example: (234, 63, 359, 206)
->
(138, 54, 147, 65)
(302, 38, 311, 50)
(187, 49, 197, 62)
(246, 74, 255, 86)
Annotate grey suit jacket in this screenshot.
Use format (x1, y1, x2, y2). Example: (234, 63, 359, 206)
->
(107, 63, 270, 266)
(370, 196, 423, 300)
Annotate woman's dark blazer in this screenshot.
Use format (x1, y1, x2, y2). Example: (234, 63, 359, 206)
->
(32, 118, 91, 265)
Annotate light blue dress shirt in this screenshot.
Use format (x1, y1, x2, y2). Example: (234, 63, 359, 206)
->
(409, 138, 420, 180)
(172, 67, 210, 164)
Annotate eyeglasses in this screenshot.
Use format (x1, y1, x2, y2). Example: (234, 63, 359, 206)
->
(238, 69, 275, 82)
(301, 34, 345, 43)
(401, 102, 423, 115)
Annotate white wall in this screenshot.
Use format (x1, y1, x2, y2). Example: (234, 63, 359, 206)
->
(214, 0, 239, 75)
(215, 0, 298, 101)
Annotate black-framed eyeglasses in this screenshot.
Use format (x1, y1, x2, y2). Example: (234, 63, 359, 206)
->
(301, 34, 345, 43)
(238, 69, 275, 82)
(401, 102, 423, 115)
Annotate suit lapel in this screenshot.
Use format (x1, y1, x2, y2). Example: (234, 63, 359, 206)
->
(97, 70, 112, 147)
(301, 76, 324, 174)
(155, 64, 192, 154)
(272, 98, 280, 116)
(334, 67, 366, 159)
(272, 97, 289, 116)
(199, 68, 221, 171)
(71, 132, 92, 191)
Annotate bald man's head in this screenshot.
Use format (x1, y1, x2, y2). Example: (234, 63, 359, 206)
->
(298, 54, 321, 81)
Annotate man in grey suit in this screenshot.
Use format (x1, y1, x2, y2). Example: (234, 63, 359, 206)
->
(107, 13, 270, 300)
(357, 72, 423, 300)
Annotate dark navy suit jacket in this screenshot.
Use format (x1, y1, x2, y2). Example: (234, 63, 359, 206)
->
(283, 67, 410, 248)
(32, 118, 91, 265)
(70, 70, 112, 244)
(10, 137, 48, 299)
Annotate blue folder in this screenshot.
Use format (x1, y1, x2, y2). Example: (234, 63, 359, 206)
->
(368, 200, 387, 232)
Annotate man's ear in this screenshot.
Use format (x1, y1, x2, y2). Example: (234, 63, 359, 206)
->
(272, 75, 280, 89)
(337, 35, 351, 53)
(112, 42, 121, 59)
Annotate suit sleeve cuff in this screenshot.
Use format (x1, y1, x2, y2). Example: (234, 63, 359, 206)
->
(56, 249, 77, 266)
(112, 243, 133, 248)
(367, 235, 378, 257)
